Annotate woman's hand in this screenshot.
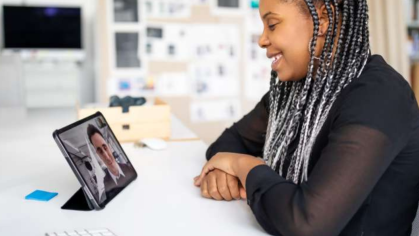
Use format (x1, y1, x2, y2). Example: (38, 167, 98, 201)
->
(194, 152, 266, 187)
(193, 169, 246, 200)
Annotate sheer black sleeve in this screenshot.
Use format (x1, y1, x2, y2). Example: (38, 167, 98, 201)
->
(206, 92, 270, 160)
(245, 75, 414, 236)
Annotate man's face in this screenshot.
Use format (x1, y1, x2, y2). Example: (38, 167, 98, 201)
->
(91, 133, 116, 169)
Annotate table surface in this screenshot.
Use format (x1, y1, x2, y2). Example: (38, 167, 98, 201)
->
(0, 109, 265, 236)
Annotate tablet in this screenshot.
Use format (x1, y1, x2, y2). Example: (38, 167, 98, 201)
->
(53, 112, 137, 210)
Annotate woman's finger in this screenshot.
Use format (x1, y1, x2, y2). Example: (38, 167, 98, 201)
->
(226, 174, 240, 200)
(201, 177, 210, 198)
(194, 164, 208, 186)
(217, 171, 233, 201)
(195, 163, 214, 186)
(208, 172, 223, 200)
(193, 175, 201, 186)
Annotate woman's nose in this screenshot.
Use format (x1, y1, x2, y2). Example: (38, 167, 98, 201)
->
(258, 30, 270, 49)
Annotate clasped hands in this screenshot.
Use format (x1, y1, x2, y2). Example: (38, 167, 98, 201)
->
(193, 152, 265, 201)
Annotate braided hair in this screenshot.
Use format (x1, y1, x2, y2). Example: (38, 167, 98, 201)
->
(263, 0, 370, 184)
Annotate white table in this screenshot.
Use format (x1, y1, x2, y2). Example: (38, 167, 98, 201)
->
(0, 109, 265, 235)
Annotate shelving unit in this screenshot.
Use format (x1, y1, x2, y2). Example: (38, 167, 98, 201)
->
(1, 50, 85, 108)
(103, 0, 151, 98)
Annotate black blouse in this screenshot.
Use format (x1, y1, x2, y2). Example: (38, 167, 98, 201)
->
(206, 55, 419, 236)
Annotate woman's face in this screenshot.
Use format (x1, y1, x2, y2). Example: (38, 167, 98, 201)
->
(259, 0, 323, 82)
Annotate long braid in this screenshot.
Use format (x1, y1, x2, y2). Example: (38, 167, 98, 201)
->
(300, 0, 352, 180)
(264, 0, 321, 171)
(287, 0, 327, 182)
(293, 0, 338, 182)
(300, 0, 343, 180)
(264, 0, 371, 184)
(280, 0, 321, 180)
(264, 0, 321, 178)
(270, 82, 302, 170)
(304, 0, 370, 181)
(264, 72, 286, 162)
(302, 1, 370, 181)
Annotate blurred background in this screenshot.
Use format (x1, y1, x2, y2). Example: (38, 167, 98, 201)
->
(0, 0, 415, 144)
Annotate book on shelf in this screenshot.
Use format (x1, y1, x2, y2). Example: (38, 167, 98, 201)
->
(410, 62, 419, 100)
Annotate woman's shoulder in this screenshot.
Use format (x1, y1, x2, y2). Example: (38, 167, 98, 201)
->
(332, 54, 419, 139)
(337, 54, 415, 108)
(345, 55, 411, 96)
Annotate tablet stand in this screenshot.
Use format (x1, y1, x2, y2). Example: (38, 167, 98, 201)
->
(61, 187, 95, 211)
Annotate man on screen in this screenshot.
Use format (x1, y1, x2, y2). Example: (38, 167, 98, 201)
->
(87, 124, 133, 198)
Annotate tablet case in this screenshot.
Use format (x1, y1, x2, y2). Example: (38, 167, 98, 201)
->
(61, 187, 97, 211)
(54, 112, 137, 211)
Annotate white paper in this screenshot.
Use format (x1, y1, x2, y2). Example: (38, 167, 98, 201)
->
(188, 24, 240, 98)
(244, 4, 272, 100)
(245, 33, 271, 100)
(145, 23, 190, 61)
(193, 0, 210, 5)
(247, 2, 264, 33)
(190, 24, 240, 61)
(189, 61, 239, 98)
(155, 72, 190, 96)
(190, 99, 241, 122)
(143, 0, 191, 18)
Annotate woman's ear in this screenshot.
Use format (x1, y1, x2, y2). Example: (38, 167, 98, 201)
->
(319, 19, 326, 36)
(317, 3, 335, 37)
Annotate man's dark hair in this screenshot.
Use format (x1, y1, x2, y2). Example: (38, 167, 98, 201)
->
(87, 124, 104, 145)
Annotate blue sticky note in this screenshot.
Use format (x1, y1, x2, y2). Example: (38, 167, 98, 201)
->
(25, 190, 58, 202)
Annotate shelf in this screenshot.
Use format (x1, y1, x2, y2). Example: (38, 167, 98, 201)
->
(1, 49, 85, 61)
(408, 21, 419, 28)
(410, 54, 419, 62)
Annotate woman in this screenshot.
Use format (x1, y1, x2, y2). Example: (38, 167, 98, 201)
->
(194, 0, 419, 235)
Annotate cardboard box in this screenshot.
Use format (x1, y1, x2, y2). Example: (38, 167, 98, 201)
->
(78, 98, 171, 143)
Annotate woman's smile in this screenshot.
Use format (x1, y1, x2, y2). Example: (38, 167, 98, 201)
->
(270, 53, 283, 71)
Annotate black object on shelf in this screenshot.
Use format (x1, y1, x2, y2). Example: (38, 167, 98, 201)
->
(109, 95, 146, 113)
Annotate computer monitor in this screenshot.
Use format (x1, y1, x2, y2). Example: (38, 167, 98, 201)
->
(2, 5, 82, 49)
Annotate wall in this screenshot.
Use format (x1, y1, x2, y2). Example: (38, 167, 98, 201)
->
(0, 0, 97, 106)
(368, 0, 410, 82)
(94, 1, 411, 145)
(95, 2, 264, 145)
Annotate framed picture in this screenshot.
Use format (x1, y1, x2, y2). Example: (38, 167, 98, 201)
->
(211, 0, 246, 16)
(115, 32, 141, 68)
(113, 0, 140, 23)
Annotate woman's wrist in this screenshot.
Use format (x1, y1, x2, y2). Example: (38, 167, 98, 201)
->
(234, 155, 266, 187)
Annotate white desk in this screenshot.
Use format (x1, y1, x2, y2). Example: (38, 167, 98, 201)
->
(0, 109, 265, 235)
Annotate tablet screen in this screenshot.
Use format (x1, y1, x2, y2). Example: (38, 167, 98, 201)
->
(56, 113, 137, 207)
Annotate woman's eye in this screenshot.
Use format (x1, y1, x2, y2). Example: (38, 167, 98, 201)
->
(268, 23, 278, 30)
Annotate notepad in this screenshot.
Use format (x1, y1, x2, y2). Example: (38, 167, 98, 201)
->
(25, 190, 58, 202)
